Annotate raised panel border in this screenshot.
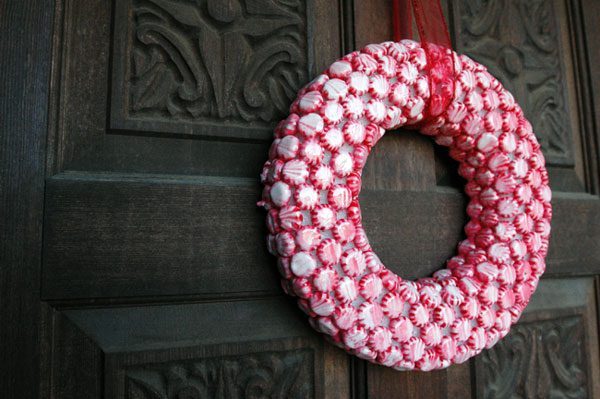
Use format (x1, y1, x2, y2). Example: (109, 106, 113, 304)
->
(44, 297, 350, 398)
(42, 173, 600, 301)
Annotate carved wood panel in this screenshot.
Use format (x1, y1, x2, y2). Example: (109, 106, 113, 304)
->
(111, 0, 312, 139)
(454, 0, 574, 166)
(125, 350, 314, 399)
(480, 316, 586, 399)
(475, 278, 600, 399)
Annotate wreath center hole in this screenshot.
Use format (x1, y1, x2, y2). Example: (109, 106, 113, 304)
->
(358, 132, 466, 280)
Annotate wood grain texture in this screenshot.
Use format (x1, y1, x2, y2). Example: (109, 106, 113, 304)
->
(362, 132, 437, 191)
(361, 186, 466, 280)
(0, 0, 53, 397)
(49, 0, 273, 177)
(323, 343, 351, 399)
(42, 173, 278, 299)
(367, 366, 447, 399)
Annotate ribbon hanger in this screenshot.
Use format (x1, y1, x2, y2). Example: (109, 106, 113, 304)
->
(392, 0, 452, 48)
(392, 0, 455, 119)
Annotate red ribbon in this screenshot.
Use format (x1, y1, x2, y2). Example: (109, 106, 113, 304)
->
(392, 0, 452, 48)
(393, 0, 455, 120)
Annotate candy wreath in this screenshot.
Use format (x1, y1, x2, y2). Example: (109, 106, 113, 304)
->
(258, 40, 552, 371)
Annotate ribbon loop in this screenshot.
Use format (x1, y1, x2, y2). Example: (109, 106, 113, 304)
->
(393, 0, 455, 120)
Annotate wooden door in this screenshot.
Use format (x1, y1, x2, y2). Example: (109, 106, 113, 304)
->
(2, 0, 600, 398)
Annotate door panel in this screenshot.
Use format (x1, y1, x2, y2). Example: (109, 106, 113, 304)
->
(43, 0, 349, 397)
(353, 0, 600, 398)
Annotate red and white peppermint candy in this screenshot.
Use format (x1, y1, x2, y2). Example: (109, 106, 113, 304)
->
(381, 292, 405, 318)
(269, 181, 291, 207)
(294, 184, 319, 210)
(275, 231, 295, 257)
(328, 185, 352, 209)
(332, 151, 354, 176)
(369, 74, 391, 99)
(310, 164, 334, 189)
(300, 139, 324, 166)
(390, 82, 409, 107)
(290, 251, 317, 277)
(298, 91, 323, 113)
(323, 78, 348, 101)
(359, 273, 383, 301)
(343, 325, 368, 349)
(298, 113, 324, 138)
(260, 40, 551, 371)
(296, 226, 321, 251)
(313, 267, 337, 292)
(317, 239, 342, 266)
(366, 99, 387, 123)
(369, 326, 393, 352)
(341, 248, 367, 277)
(344, 121, 366, 145)
(312, 205, 336, 230)
(335, 276, 358, 303)
(278, 206, 303, 231)
(321, 127, 344, 152)
(277, 135, 300, 159)
(348, 71, 369, 95)
(358, 301, 384, 330)
(310, 292, 336, 316)
(282, 159, 308, 185)
(343, 95, 365, 120)
(329, 60, 352, 79)
(323, 100, 344, 124)
(334, 303, 358, 330)
(333, 220, 356, 243)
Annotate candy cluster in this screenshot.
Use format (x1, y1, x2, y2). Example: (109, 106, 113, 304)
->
(259, 40, 552, 371)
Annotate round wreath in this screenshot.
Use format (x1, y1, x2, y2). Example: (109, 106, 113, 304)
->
(258, 40, 551, 371)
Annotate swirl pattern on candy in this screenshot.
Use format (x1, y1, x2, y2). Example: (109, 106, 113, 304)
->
(258, 40, 552, 371)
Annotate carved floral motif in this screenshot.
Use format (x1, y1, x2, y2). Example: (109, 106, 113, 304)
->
(126, 0, 308, 125)
(479, 316, 587, 399)
(457, 0, 573, 164)
(126, 349, 314, 399)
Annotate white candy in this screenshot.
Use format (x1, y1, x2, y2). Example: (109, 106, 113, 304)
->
(323, 78, 349, 101)
(270, 181, 291, 207)
(291, 251, 318, 277)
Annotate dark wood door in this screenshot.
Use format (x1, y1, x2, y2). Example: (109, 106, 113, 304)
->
(2, 0, 600, 398)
